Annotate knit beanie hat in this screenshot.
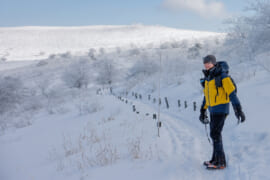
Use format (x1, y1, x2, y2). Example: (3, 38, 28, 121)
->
(203, 55, 216, 64)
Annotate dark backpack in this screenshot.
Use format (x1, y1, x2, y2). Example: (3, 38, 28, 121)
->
(215, 61, 237, 93)
(200, 61, 237, 94)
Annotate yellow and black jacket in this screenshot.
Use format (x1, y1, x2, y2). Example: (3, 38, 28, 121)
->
(201, 64, 241, 114)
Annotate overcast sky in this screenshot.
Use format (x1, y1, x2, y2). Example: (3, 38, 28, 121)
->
(0, 0, 248, 32)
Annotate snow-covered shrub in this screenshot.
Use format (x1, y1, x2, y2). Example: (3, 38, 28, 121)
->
(128, 59, 159, 79)
(51, 126, 119, 172)
(35, 76, 63, 114)
(0, 76, 23, 114)
(44, 89, 62, 114)
(88, 48, 97, 60)
(62, 58, 92, 89)
(127, 137, 157, 161)
(171, 41, 181, 49)
(0, 57, 7, 62)
(128, 137, 141, 159)
(160, 42, 172, 49)
(49, 53, 57, 59)
(95, 58, 118, 88)
(129, 47, 141, 56)
(116, 47, 121, 55)
(99, 48, 106, 55)
(94, 143, 119, 166)
(13, 114, 33, 129)
(0, 76, 28, 132)
(187, 43, 202, 58)
(75, 91, 103, 115)
(36, 60, 48, 67)
(60, 51, 72, 59)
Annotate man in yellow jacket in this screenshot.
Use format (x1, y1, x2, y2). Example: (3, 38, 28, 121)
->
(199, 55, 245, 170)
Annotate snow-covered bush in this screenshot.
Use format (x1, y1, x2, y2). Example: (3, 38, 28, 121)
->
(0, 76, 24, 114)
(44, 88, 62, 114)
(187, 43, 202, 58)
(49, 53, 57, 59)
(128, 137, 155, 160)
(36, 60, 49, 67)
(35, 76, 62, 113)
(0, 76, 27, 132)
(160, 42, 172, 49)
(128, 59, 159, 79)
(129, 47, 141, 56)
(60, 51, 72, 59)
(1, 57, 7, 62)
(95, 58, 118, 88)
(50, 126, 119, 172)
(88, 48, 97, 60)
(99, 48, 106, 56)
(62, 58, 92, 89)
(75, 91, 103, 115)
(116, 47, 122, 55)
(171, 41, 181, 49)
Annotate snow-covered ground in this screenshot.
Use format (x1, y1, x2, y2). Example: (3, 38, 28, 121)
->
(0, 25, 269, 180)
(0, 25, 222, 61)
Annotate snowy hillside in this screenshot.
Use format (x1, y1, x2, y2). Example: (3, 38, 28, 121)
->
(0, 25, 223, 61)
(0, 24, 269, 180)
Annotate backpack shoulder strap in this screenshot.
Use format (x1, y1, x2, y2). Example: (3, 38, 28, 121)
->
(215, 75, 222, 88)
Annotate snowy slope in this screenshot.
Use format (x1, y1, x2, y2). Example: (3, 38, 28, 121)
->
(0, 61, 269, 180)
(0, 26, 269, 180)
(0, 25, 222, 61)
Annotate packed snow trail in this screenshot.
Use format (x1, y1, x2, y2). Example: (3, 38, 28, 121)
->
(1, 70, 270, 180)
(116, 87, 270, 180)
(115, 94, 229, 179)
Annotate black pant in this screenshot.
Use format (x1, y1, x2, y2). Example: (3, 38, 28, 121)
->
(210, 113, 227, 165)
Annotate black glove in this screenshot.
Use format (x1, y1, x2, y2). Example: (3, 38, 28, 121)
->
(200, 78, 205, 88)
(233, 105, 246, 123)
(199, 108, 209, 124)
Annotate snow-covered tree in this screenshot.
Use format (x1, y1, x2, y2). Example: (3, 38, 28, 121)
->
(0, 76, 23, 114)
(99, 48, 106, 56)
(224, 0, 270, 62)
(62, 58, 92, 89)
(88, 48, 97, 60)
(95, 58, 118, 88)
(129, 47, 141, 56)
(1, 57, 7, 62)
(187, 43, 202, 59)
(61, 51, 72, 59)
(128, 58, 159, 80)
(116, 47, 121, 55)
(160, 42, 172, 49)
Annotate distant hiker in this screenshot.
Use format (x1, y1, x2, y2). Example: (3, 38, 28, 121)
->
(199, 55, 246, 170)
